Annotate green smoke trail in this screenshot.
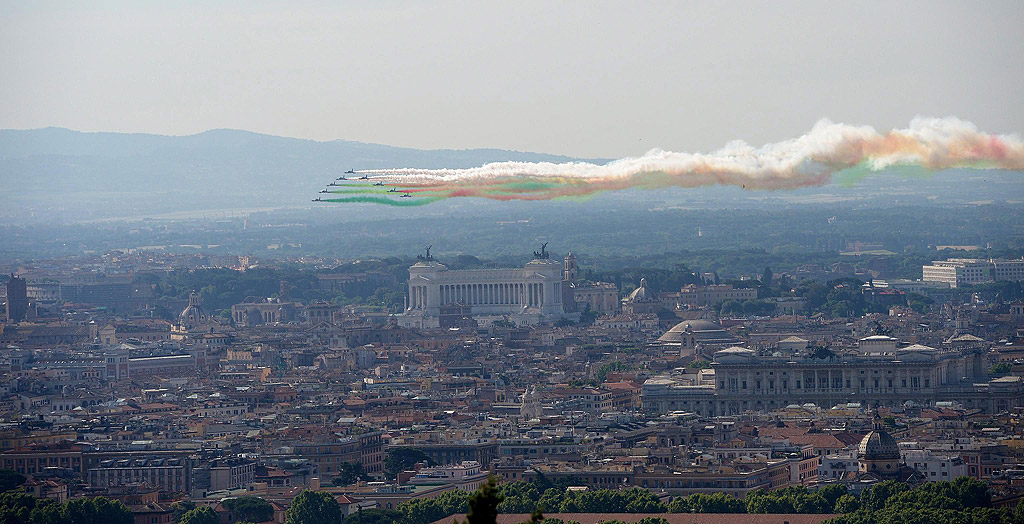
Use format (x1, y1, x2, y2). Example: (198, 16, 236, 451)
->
(832, 161, 998, 187)
(329, 187, 402, 195)
(323, 196, 441, 206)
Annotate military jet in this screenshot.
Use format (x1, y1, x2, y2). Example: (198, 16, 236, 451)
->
(328, 182, 340, 186)
(388, 188, 398, 192)
(312, 197, 323, 202)
(319, 189, 329, 193)
(336, 176, 348, 180)
(345, 169, 355, 174)
(400, 193, 412, 198)
(373, 181, 384, 186)
(359, 174, 369, 180)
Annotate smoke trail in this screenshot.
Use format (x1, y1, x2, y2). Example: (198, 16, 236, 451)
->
(324, 117, 1023, 205)
(323, 196, 440, 206)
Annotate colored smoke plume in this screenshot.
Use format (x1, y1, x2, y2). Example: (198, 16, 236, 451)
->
(329, 117, 1023, 204)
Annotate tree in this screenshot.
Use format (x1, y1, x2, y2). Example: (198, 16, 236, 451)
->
(670, 493, 745, 513)
(989, 363, 1012, 376)
(577, 308, 599, 326)
(0, 491, 56, 524)
(762, 267, 773, 289)
(834, 494, 859, 514)
(0, 470, 26, 493)
(384, 448, 431, 479)
(64, 497, 133, 524)
(222, 497, 274, 524)
(858, 480, 910, 512)
(285, 491, 342, 524)
(179, 506, 219, 524)
(687, 359, 712, 369)
(621, 488, 666, 513)
(745, 489, 794, 514)
(341, 509, 402, 524)
(950, 476, 991, 508)
(596, 361, 628, 382)
(399, 489, 467, 524)
(817, 484, 848, 512)
(334, 462, 368, 486)
(172, 500, 197, 523)
(666, 497, 689, 513)
(463, 477, 503, 524)
(720, 300, 743, 316)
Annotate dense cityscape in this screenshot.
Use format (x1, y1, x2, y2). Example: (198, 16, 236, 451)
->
(1, 241, 1024, 524)
(4, 3, 1024, 524)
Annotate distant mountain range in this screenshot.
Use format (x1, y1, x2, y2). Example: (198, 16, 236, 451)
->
(1, 127, 1021, 226)
(0, 127, 592, 223)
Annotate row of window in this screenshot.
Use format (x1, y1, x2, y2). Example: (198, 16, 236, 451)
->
(721, 376, 930, 391)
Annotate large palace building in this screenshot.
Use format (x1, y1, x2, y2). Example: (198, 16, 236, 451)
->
(643, 336, 1024, 415)
(397, 247, 573, 328)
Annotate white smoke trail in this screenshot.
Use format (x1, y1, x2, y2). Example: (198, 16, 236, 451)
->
(357, 117, 1024, 190)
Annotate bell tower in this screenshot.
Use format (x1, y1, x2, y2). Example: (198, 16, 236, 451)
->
(564, 252, 578, 285)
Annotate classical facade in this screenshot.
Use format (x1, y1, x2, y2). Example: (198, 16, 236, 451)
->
(643, 337, 1024, 416)
(660, 284, 758, 309)
(397, 249, 572, 328)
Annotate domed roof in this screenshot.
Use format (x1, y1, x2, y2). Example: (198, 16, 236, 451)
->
(858, 430, 900, 460)
(625, 278, 654, 303)
(179, 291, 208, 326)
(658, 318, 723, 342)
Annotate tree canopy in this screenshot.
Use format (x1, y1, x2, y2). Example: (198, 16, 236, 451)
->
(285, 490, 343, 524)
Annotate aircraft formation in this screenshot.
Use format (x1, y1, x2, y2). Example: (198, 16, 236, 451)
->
(308, 118, 1024, 206)
(312, 169, 428, 205)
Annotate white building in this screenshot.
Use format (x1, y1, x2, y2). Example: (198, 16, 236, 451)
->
(922, 258, 1024, 288)
(398, 251, 572, 328)
(819, 452, 860, 481)
(902, 448, 968, 481)
(640, 340, 1024, 416)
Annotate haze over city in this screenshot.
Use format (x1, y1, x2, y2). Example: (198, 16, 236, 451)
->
(1, 3, 1024, 524)
(3, 1, 1023, 157)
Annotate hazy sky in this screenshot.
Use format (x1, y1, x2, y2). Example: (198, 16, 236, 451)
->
(2, 1, 1022, 158)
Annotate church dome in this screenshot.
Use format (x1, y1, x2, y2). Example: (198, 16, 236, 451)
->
(658, 319, 722, 343)
(858, 429, 900, 460)
(626, 278, 653, 302)
(179, 291, 208, 326)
